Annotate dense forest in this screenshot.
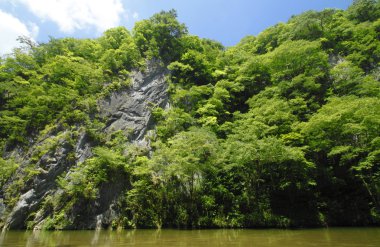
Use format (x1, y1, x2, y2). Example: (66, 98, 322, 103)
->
(0, 0, 379, 230)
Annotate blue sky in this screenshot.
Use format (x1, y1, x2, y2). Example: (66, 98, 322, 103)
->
(0, 0, 353, 55)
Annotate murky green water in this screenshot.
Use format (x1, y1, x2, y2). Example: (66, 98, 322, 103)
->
(0, 228, 379, 247)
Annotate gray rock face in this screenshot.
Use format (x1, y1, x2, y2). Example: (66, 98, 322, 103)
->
(3, 136, 75, 229)
(1, 62, 168, 230)
(100, 64, 168, 141)
(0, 199, 5, 220)
(5, 189, 38, 229)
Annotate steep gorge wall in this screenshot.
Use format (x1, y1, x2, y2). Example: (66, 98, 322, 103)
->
(0, 62, 168, 230)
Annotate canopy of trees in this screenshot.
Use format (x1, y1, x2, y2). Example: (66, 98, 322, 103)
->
(1, 1, 380, 229)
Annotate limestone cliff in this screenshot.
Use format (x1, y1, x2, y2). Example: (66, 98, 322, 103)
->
(0, 62, 168, 230)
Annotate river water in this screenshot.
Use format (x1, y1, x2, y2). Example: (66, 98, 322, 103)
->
(0, 228, 379, 247)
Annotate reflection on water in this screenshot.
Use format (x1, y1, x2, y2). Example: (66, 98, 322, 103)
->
(0, 228, 379, 247)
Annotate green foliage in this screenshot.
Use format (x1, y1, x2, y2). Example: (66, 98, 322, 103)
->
(264, 40, 328, 82)
(153, 127, 219, 227)
(300, 97, 380, 152)
(133, 9, 188, 63)
(126, 156, 163, 228)
(299, 96, 380, 224)
(58, 147, 128, 200)
(154, 107, 195, 141)
(99, 27, 141, 73)
(0, 158, 18, 188)
(1, 1, 380, 229)
(347, 0, 380, 22)
(286, 10, 337, 41)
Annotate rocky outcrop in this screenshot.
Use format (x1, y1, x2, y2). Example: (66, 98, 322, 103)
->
(100, 62, 169, 141)
(1, 62, 168, 230)
(2, 135, 75, 229)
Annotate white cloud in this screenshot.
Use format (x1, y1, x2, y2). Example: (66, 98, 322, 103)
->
(16, 0, 125, 33)
(0, 10, 38, 55)
(28, 22, 40, 38)
(132, 12, 139, 20)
